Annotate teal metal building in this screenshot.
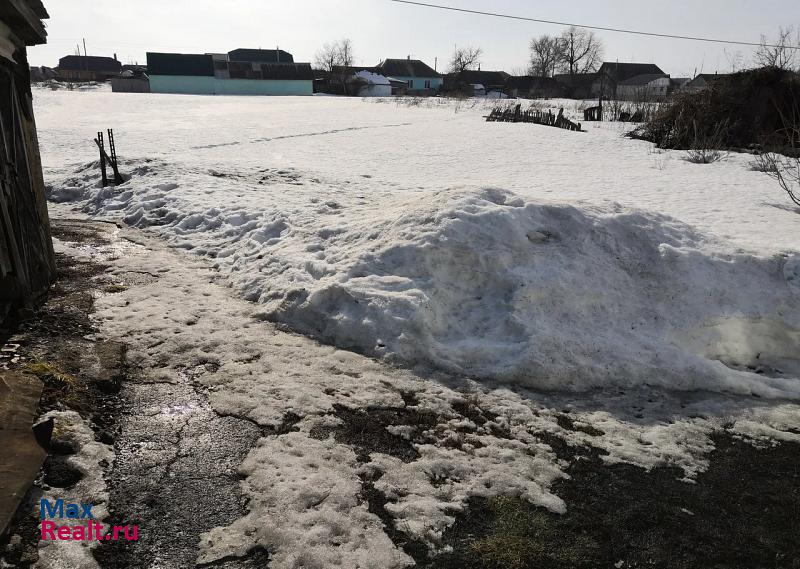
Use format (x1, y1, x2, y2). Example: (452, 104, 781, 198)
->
(147, 50, 314, 96)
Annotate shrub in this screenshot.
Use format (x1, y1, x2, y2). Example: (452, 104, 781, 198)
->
(631, 67, 800, 152)
(684, 120, 728, 164)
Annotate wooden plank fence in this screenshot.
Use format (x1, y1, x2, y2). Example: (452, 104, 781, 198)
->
(486, 104, 583, 132)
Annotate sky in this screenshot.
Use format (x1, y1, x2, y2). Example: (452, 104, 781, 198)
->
(28, 0, 799, 77)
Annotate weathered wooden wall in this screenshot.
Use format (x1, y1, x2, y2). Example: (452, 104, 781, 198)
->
(0, 41, 55, 321)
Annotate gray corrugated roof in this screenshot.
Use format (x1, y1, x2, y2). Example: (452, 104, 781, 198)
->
(376, 59, 441, 78)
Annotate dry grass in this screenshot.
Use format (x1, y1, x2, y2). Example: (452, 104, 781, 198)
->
(23, 360, 88, 409)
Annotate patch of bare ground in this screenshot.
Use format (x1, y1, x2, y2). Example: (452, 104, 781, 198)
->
(0, 219, 127, 567)
(424, 432, 800, 569)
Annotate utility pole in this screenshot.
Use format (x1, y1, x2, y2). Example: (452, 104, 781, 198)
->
(83, 38, 88, 73)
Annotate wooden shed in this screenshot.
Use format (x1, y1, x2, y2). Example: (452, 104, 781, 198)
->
(0, 0, 55, 323)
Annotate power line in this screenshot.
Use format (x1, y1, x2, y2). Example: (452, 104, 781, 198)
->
(387, 0, 799, 50)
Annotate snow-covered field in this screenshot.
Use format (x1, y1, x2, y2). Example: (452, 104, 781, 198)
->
(36, 87, 800, 396)
(33, 87, 800, 567)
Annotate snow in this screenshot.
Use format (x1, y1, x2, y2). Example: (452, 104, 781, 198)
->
(35, 411, 113, 569)
(36, 90, 800, 398)
(34, 89, 800, 566)
(46, 206, 800, 567)
(354, 70, 391, 86)
(197, 433, 414, 569)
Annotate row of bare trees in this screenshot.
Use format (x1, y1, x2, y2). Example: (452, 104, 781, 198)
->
(314, 25, 797, 87)
(447, 27, 604, 78)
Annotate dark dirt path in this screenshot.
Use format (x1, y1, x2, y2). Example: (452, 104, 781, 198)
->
(0, 219, 268, 569)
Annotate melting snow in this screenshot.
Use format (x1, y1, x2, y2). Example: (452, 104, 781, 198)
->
(35, 89, 800, 567)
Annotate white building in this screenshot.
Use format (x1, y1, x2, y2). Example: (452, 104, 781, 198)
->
(354, 71, 391, 97)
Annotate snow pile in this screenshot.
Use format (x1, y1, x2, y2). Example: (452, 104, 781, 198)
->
(68, 204, 800, 567)
(259, 186, 799, 397)
(50, 161, 800, 398)
(354, 70, 391, 86)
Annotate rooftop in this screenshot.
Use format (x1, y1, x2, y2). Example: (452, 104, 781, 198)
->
(228, 48, 294, 64)
(451, 70, 509, 86)
(599, 62, 666, 81)
(57, 55, 122, 73)
(376, 58, 441, 78)
(0, 0, 49, 45)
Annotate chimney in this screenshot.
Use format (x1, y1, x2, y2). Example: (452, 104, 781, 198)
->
(114, 53, 118, 61)
(407, 55, 410, 60)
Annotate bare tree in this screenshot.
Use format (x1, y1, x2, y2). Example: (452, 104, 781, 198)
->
(337, 38, 354, 69)
(314, 42, 339, 73)
(751, 88, 800, 207)
(449, 46, 483, 74)
(557, 26, 603, 75)
(755, 27, 799, 71)
(754, 121, 800, 207)
(314, 39, 354, 72)
(756, 149, 800, 207)
(528, 35, 564, 77)
(314, 39, 356, 94)
(724, 49, 745, 73)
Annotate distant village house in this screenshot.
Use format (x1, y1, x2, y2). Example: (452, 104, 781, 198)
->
(616, 73, 671, 101)
(56, 54, 121, 81)
(553, 72, 600, 99)
(593, 62, 666, 98)
(321, 57, 442, 96)
(374, 57, 442, 94)
(444, 70, 509, 97)
(506, 76, 565, 99)
(684, 73, 730, 92)
(352, 71, 391, 97)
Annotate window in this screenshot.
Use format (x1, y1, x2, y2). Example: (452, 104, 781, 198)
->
(407, 79, 414, 88)
(424, 80, 431, 89)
